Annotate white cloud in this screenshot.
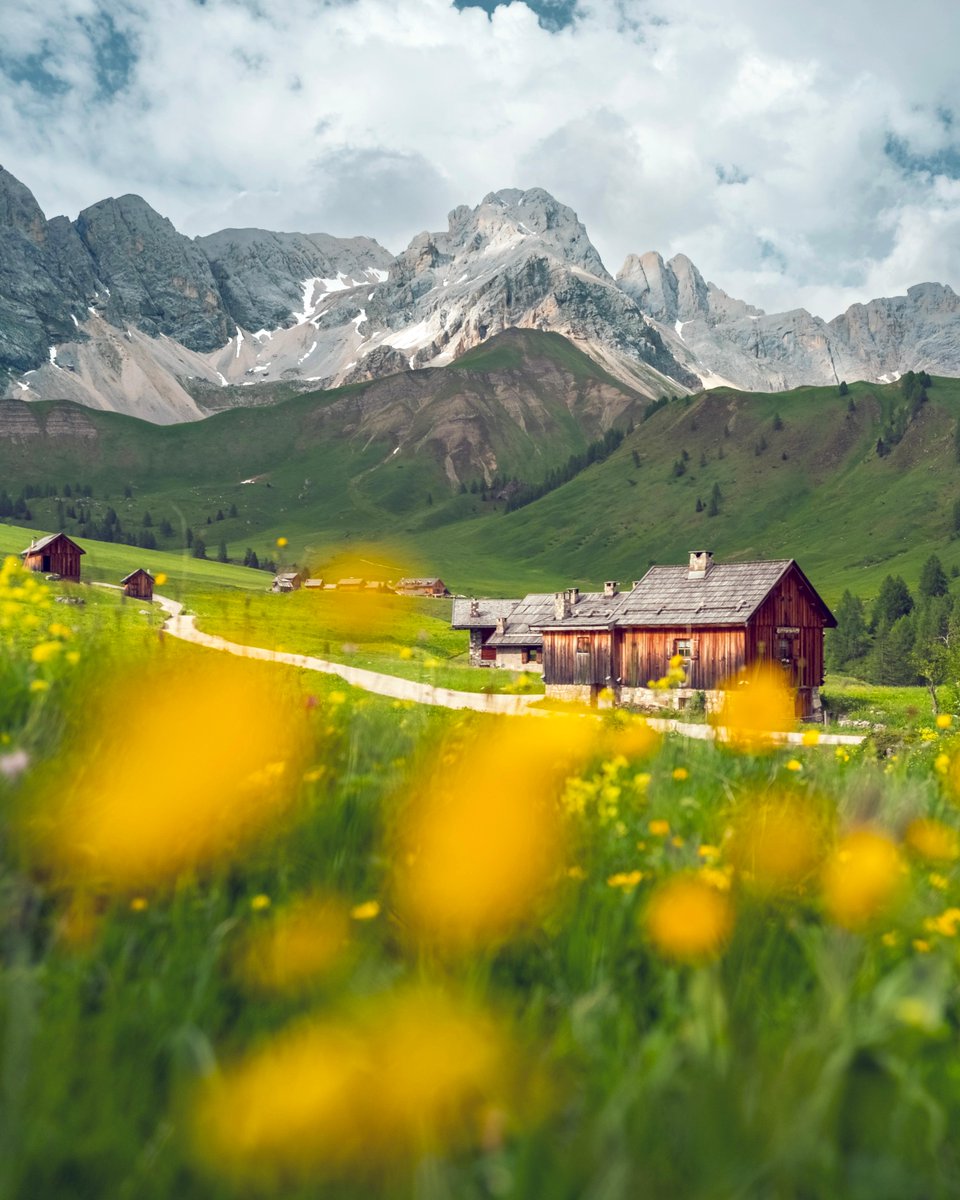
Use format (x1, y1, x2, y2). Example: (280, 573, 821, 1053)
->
(1, 0, 959, 316)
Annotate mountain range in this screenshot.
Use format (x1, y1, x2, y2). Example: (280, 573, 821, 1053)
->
(2, 164, 960, 424)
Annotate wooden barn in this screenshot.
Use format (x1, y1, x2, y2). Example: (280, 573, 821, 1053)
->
(121, 569, 155, 600)
(21, 533, 85, 582)
(537, 553, 836, 718)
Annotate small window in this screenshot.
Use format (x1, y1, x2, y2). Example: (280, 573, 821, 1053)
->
(480, 646, 497, 661)
(576, 636, 591, 653)
(674, 638, 693, 659)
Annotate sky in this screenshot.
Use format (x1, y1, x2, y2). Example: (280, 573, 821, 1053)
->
(1, 0, 959, 317)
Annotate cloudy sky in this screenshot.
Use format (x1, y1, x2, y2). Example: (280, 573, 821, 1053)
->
(1, 0, 958, 316)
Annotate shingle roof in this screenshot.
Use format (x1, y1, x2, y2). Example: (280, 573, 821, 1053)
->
(536, 592, 615, 631)
(534, 560, 833, 630)
(613, 561, 795, 626)
(21, 532, 85, 556)
(121, 569, 153, 584)
(451, 598, 521, 629)
(486, 593, 554, 646)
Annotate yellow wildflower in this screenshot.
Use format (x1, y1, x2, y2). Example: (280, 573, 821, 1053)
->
(937, 713, 953, 729)
(31, 641, 62, 664)
(644, 874, 734, 963)
(928, 872, 949, 891)
(698, 845, 721, 861)
(251, 894, 271, 911)
(925, 907, 960, 937)
(711, 664, 795, 752)
(398, 646, 413, 660)
(905, 818, 960, 862)
(65, 651, 80, 666)
(276, 537, 288, 548)
(155, 572, 168, 586)
(730, 794, 827, 895)
(192, 988, 514, 1178)
(566, 866, 587, 881)
(672, 767, 689, 782)
(31, 659, 308, 889)
(913, 939, 932, 954)
(129, 897, 148, 912)
(607, 870, 644, 890)
(935, 753, 950, 775)
(238, 895, 350, 992)
(785, 758, 802, 772)
(350, 900, 380, 921)
(28, 679, 49, 693)
(801, 729, 820, 747)
(821, 828, 905, 930)
(881, 930, 900, 948)
(698, 866, 733, 891)
(648, 819, 670, 837)
(633, 772, 652, 793)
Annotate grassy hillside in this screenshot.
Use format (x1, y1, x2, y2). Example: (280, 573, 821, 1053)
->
(0, 522, 270, 597)
(2, 333, 959, 603)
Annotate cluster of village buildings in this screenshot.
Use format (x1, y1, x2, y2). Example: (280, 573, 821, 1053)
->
(270, 571, 450, 597)
(453, 551, 836, 719)
(19, 534, 835, 717)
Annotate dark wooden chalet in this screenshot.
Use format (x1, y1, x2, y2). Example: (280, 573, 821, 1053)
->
(121, 568, 155, 600)
(536, 553, 836, 718)
(21, 533, 85, 582)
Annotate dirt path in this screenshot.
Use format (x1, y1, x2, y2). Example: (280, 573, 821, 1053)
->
(154, 593, 865, 744)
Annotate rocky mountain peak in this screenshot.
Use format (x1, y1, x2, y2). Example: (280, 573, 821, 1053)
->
(0, 165, 48, 245)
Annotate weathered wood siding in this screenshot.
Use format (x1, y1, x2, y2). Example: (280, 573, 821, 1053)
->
(542, 631, 613, 687)
(746, 565, 827, 690)
(618, 627, 748, 690)
(24, 536, 82, 582)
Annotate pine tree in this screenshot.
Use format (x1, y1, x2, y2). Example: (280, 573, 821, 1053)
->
(827, 591, 870, 671)
(919, 554, 949, 598)
(193, 536, 207, 559)
(695, 497, 704, 512)
(218, 540, 229, 562)
(707, 482, 722, 517)
(870, 575, 914, 632)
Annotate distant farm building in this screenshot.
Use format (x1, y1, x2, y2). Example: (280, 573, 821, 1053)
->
(535, 553, 836, 718)
(450, 595, 550, 672)
(336, 577, 365, 591)
(21, 533, 85, 582)
(121, 569, 155, 600)
(395, 577, 450, 598)
(303, 577, 325, 590)
(272, 569, 306, 593)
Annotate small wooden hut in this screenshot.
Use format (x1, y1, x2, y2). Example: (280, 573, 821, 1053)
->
(21, 533, 85, 582)
(121, 568, 155, 600)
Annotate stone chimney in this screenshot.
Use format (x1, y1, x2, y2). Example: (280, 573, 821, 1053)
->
(603, 580, 619, 597)
(554, 590, 571, 620)
(688, 550, 714, 580)
(566, 587, 580, 605)
(495, 615, 507, 635)
(469, 598, 480, 618)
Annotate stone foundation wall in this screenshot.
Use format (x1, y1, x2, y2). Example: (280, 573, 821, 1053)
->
(494, 648, 543, 673)
(545, 683, 597, 704)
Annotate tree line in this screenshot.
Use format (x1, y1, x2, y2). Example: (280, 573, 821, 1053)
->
(828, 554, 960, 706)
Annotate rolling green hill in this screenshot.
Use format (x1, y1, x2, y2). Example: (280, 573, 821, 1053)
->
(1, 329, 958, 603)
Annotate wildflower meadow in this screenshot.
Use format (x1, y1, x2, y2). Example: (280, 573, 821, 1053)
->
(5, 554, 960, 1198)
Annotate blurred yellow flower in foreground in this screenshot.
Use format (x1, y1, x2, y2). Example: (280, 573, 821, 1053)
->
(729, 794, 828, 895)
(395, 717, 592, 948)
(821, 829, 905, 931)
(154, 572, 168, 587)
(711, 665, 796, 752)
(276, 537, 288, 548)
(904, 818, 960, 863)
(193, 989, 515, 1181)
(237, 895, 350, 993)
(936, 713, 953, 730)
(29, 659, 308, 890)
(644, 874, 734, 963)
(350, 899, 380, 920)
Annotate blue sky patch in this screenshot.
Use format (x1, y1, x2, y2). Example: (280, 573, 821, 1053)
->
(453, 0, 578, 32)
(885, 132, 960, 181)
(1, 48, 71, 98)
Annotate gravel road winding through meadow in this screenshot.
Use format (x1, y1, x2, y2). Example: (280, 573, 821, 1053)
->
(153, 593, 864, 745)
